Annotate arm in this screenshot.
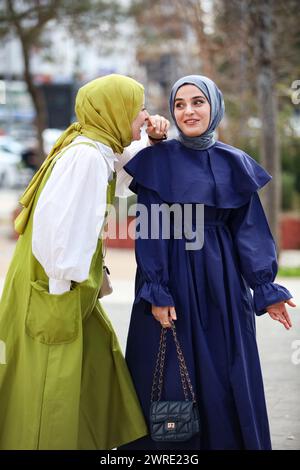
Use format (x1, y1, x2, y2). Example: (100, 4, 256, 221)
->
(228, 192, 296, 328)
(135, 186, 176, 328)
(32, 145, 108, 294)
(114, 115, 169, 198)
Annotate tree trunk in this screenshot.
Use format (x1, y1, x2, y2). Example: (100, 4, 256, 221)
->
(6, 0, 48, 165)
(21, 37, 47, 165)
(251, 0, 281, 250)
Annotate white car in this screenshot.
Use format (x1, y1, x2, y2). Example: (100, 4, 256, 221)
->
(0, 136, 23, 155)
(0, 136, 32, 188)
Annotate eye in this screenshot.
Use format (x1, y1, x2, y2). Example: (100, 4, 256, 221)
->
(175, 102, 184, 109)
(193, 99, 205, 106)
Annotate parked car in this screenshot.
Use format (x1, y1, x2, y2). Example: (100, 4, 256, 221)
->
(0, 136, 33, 188)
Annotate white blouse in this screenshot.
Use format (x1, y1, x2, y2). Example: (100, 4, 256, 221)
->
(32, 135, 147, 294)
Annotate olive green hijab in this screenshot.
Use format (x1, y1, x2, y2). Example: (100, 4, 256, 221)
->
(15, 74, 144, 234)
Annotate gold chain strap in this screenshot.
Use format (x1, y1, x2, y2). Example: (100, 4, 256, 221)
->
(151, 325, 167, 403)
(151, 323, 196, 403)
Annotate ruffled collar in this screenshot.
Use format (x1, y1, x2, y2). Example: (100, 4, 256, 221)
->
(124, 140, 272, 208)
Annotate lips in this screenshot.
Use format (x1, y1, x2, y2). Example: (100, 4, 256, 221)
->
(184, 119, 199, 124)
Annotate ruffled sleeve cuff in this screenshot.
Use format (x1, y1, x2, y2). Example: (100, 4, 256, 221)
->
(135, 281, 175, 307)
(253, 283, 293, 316)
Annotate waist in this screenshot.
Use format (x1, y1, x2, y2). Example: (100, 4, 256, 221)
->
(204, 220, 227, 227)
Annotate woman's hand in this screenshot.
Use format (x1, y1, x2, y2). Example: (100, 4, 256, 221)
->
(266, 298, 296, 330)
(146, 114, 170, 141)
(152, 305, 177, 328)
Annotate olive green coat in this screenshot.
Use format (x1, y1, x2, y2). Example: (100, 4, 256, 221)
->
(0, 143, 147, 449)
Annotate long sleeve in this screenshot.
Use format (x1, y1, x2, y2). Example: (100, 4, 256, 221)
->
(228, 192, 292, 315)
(32, 144, 109, 294)
(134, 186, 175, 307)
(114, 135, 150, 197)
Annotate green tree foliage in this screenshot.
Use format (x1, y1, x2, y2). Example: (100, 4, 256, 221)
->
(129, 0, 300, 223)
(0, 0, 121, 159)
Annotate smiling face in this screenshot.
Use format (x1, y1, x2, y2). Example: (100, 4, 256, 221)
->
(131, 103, 149, 141)
(173, 84, 211, 137)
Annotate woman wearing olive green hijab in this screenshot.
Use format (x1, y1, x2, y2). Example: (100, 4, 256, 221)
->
(0, 74, 169, 449)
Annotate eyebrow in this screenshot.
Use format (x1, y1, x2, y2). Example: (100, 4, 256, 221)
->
(174, 95, 206, 101)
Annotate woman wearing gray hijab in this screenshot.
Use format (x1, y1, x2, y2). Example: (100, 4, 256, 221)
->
(121, 75, 295, 450)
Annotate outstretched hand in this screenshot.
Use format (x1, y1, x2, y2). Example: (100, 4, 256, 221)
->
(266, 299, 296, 330)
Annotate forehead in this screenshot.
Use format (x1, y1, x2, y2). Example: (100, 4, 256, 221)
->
(175, 84, 205, 100)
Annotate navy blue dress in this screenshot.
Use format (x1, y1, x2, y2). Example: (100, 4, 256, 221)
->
(122, 140, 292, 450)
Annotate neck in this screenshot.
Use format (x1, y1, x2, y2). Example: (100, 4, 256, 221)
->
(178, 131, 215, 150)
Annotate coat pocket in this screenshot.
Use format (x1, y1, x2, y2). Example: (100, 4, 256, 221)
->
(25, 280, 80, 345)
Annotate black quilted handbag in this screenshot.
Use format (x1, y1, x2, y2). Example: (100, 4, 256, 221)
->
(150, 323, 200, 442)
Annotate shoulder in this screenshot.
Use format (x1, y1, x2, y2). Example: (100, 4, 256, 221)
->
(57, 138, 105, 165)
(213, 140, 266, 170)
(132, 139, 179, 157)
(208, 141, 271, 204)
(125, 139, 179, 172)
(213, 141, 257, 163)
(52, 138, 108, 180)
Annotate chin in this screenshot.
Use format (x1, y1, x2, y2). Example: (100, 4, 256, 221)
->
(184, 131, 202, 137)
(179, 125, 203, 137)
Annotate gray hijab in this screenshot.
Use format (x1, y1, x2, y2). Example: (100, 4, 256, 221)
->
(169, 75, 225, 150)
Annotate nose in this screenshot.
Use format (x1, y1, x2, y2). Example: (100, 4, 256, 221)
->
(185, 104, 194, 115)
(144, 109, 150, 120)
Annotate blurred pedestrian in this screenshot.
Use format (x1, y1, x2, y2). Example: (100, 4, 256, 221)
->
(0, 74, 169, 450)
(21, 146, 39, 172)
(121, 75, 296, 450)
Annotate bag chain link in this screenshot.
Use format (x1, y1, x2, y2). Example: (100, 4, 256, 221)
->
(151, 323, 196, 404)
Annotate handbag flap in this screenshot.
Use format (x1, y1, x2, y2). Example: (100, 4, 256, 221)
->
(150, 401, 194, 424)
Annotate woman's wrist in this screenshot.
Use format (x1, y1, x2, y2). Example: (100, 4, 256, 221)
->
(148, 133, 167, 144)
